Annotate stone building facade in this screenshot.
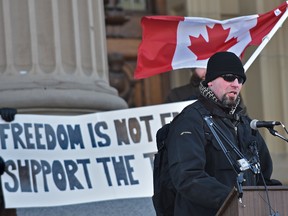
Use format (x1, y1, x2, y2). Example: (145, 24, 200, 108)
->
(0, 0, 287, 215)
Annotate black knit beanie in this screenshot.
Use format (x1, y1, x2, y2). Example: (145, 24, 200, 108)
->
(203, 52, 246, 86)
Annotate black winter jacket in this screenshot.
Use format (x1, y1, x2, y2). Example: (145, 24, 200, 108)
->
(166, 95, 279, 215)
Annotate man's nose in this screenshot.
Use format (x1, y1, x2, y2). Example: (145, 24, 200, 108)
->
(231, 78, 242, 86)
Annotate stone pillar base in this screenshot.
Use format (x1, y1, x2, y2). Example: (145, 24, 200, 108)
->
(0, 87, 127, 115)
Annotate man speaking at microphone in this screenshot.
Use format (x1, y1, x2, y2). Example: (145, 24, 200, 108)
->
(159, 52, 281, 216)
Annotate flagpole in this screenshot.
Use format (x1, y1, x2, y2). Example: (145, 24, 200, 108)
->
(244, 7, 288, 72)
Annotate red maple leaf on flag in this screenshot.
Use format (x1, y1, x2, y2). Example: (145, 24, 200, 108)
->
(188, 24, 238, 60)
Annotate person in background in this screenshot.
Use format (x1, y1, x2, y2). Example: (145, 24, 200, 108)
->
(165, 68, 206, 103)
(0, 108, 17, 216)
(165, 52, 280, 215)
(0, 108, 17, 122)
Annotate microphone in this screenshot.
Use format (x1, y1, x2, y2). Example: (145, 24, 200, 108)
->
(250, 119, 281, 130)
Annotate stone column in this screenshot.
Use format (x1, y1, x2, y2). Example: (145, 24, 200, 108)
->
(0, 0, 127, 115)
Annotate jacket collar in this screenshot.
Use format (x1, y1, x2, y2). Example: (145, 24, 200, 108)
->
(198, 94, 244, 123)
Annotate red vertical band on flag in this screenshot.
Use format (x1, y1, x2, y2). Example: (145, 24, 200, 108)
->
(134, 16, 183, 79)
(249, 2, 288, 45)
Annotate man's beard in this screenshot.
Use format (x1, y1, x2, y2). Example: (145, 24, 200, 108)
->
(221, 93, 237, 108)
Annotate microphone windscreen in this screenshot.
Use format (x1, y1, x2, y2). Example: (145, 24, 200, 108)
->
(250, 119, 258, 130)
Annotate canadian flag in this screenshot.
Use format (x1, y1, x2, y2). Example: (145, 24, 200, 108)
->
(134, 1, 288, 79)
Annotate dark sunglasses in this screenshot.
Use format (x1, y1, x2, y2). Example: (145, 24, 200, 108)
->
(221, 74, 244, 84)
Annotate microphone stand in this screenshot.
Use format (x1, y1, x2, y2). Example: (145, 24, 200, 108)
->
(236, 172, 245, 203)
(267, 127, 288, 142)
(203, 116, 259, 202)
(255, 122, 288, 216)
(262, 122, 288, 214)
(204, 116, 280, 215)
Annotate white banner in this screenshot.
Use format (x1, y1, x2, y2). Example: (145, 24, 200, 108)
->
(0, 101, 194, 208)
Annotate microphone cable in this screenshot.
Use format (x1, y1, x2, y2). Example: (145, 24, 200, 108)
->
(259, 172, 280, 216)
(250, 142, 279, 216)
